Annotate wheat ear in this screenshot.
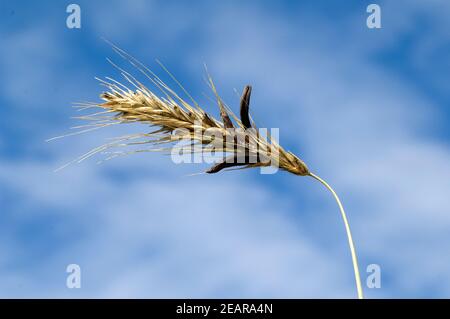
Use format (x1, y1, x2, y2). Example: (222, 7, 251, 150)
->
(55, 45, 364, 298)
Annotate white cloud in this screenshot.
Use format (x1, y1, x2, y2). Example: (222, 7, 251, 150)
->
(0, 158, 351, 298)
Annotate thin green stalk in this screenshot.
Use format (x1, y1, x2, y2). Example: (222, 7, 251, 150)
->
(308, 172, 364, 299)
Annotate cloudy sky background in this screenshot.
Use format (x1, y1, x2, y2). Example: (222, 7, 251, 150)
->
(0, 0, 449, 298)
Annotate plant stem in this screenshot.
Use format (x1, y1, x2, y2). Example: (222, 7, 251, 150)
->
(308, 172, 364, 299)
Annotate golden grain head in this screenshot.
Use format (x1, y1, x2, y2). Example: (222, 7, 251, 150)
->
(60, 46, 309, 176)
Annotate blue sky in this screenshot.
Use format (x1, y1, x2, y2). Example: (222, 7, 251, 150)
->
(0, 0, 449, 298)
